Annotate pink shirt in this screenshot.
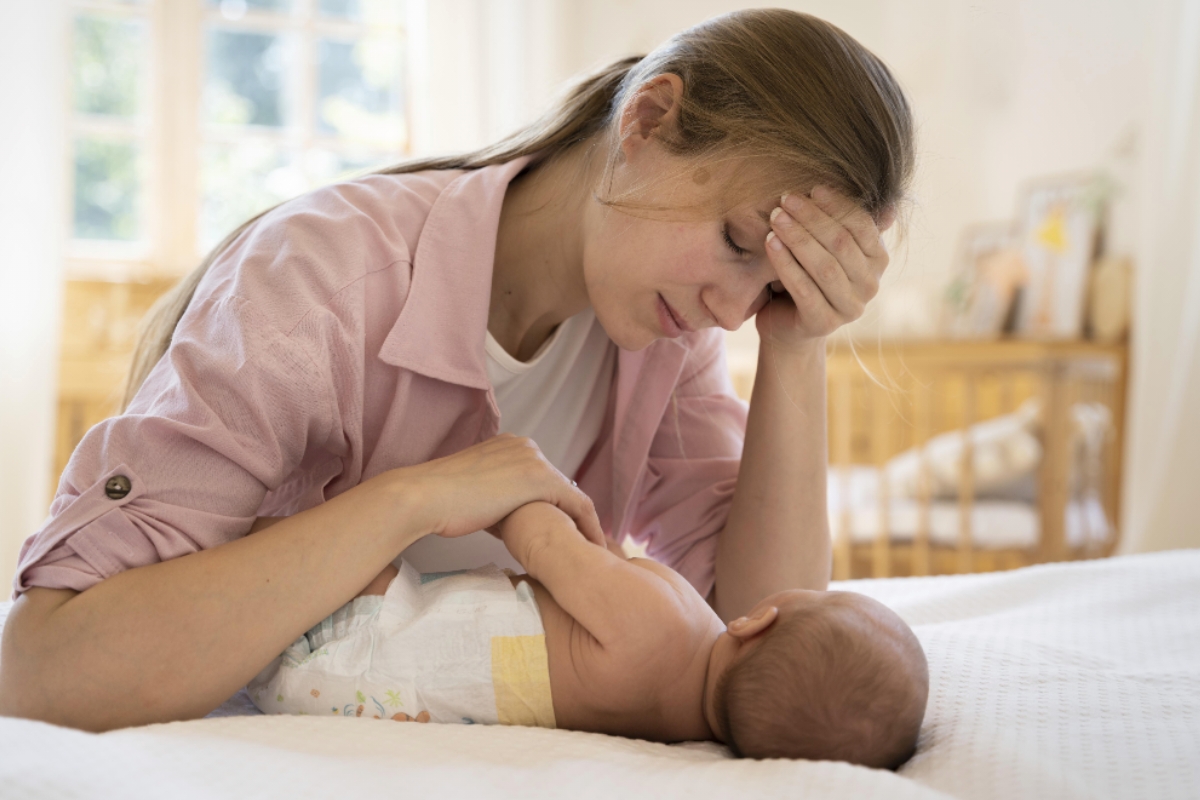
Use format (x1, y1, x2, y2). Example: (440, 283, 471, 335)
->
(13, 157, 748, 601)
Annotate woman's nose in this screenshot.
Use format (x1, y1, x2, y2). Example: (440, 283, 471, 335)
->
(704, 272, 772, 331)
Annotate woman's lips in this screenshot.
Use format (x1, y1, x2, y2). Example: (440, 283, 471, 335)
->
(657, 294, 685, 337)
(664, 296, 695, 332)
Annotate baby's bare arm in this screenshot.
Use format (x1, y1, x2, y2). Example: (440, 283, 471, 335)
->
(499, 503, 683, 649)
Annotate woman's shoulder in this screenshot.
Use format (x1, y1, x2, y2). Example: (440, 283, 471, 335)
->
(255, 167, 466, 266)
(200, 167, 468, 333)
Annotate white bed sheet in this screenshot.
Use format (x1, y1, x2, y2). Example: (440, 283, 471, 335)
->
(2, 549, 1198, 799)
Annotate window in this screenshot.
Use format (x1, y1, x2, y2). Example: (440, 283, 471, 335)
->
(68, 0, 410, 279)
(70, 0, 152, 251)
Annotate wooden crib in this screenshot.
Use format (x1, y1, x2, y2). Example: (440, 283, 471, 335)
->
(819, 339, 1127, 580)
(825, 340, 1123, 578)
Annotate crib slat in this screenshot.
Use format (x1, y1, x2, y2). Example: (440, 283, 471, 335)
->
(1102, 347, 1127, 559)
(833, 369, 853, 581)
(872, 382, 892, 579)
(913, 376, 932, 577)
(957, 373, 976, 574)
(1040, 362, 1069, 562)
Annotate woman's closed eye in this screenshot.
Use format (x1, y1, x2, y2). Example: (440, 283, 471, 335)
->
(722, 222, 751, 257)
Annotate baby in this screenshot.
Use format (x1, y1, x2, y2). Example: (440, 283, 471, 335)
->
(250, 502, 929, 768)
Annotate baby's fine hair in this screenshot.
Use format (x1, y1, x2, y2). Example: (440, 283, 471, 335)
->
(715, 593, 928, 767)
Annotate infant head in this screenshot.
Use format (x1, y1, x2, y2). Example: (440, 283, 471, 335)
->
(712, 590, 928, 768)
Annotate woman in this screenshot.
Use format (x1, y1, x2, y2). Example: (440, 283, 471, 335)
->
(0, 8, 912, 731)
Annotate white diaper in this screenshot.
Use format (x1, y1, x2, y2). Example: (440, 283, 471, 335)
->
(248, 561, 556, 728)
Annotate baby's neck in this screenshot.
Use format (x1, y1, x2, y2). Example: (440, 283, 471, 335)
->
(700, 630, 739, 743)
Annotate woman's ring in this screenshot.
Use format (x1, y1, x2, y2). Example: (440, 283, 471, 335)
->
(571, 480, 578, 487)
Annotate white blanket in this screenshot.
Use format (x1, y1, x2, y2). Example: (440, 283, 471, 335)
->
(2, 550, 1198, 799)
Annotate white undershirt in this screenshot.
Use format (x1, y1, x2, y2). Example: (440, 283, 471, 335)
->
(398, 309, 616, 573)
(484, 308, 616, 478)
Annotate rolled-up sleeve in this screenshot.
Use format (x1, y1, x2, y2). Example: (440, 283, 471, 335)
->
(13, 289, 336, 599)
(633, 330, 748, 599)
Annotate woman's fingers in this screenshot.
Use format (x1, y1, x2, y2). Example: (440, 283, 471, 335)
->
(414, 434, 605, 547)
(810, 185, 890, 261)
(762, 236, 840, 336)
(768, 202, 863, 322)
(779, 193, 873, 303)
(551, 479, 606, 546)
(767, 188, 893, 327)
(501, 435, 604, 545)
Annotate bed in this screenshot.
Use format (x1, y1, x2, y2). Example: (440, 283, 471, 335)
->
(2, 548, 1197, 799)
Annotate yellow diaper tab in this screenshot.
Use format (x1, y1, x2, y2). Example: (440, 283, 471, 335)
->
(491, 634, 557, 729)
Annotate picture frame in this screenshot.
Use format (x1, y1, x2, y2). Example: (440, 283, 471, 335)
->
(941, 220, 1026, 339)
(1011, 173, 1106, 339)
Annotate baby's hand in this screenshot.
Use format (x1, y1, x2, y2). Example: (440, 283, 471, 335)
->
(498, 502, 600, 569)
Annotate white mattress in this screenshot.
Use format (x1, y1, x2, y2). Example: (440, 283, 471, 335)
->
(2, 549, 1198, 799)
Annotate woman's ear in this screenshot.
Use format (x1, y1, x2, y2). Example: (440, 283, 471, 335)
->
(726, 605, 779, 640)
(617, 73, 684, 161)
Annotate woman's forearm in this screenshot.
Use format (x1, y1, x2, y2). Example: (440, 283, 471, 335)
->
(714, 337, 832, 621)
(0, 470, 425, 732)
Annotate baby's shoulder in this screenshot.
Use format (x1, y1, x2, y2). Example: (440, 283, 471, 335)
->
(627, 557, 710, 614)
(618, 557, 716, 658)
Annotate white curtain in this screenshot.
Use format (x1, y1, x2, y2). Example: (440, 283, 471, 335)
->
(0, 2, 67, 588)
(1119, 0, 1200, 554)
(408, 0, 569, 157)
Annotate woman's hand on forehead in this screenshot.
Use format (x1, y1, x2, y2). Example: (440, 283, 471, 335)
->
(757, 186, 892, 346)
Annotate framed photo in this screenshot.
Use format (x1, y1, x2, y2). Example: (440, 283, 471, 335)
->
(942, 221, 1026, 338)
(1012, 174, 1106, 339)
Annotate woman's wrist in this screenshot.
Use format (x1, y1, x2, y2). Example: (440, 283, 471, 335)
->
(361, 466, 434, 552)
(756, 333, 825, 375)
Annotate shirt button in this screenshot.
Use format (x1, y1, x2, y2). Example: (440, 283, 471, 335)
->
(105, 475, 132, 500)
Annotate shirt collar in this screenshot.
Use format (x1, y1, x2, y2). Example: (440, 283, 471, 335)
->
(378, 156, 534, 390)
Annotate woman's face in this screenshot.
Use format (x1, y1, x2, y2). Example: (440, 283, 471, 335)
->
(581, 150, 785, 351)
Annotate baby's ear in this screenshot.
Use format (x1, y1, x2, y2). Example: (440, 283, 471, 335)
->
(727, 606, 779, 640)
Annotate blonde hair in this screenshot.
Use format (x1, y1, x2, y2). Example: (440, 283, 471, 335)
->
(123, 8, 914, 409)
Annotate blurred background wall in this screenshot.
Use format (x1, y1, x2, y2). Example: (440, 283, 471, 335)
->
(1, 4, 68, 599)
(2, 0, 1197, 589)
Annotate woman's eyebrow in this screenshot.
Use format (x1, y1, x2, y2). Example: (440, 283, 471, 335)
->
(741, 207, 774, 230)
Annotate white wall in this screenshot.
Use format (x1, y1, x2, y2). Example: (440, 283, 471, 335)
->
(0, 2, 67, 591)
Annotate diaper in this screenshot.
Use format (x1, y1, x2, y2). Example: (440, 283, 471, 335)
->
(248, 561, 556, 728)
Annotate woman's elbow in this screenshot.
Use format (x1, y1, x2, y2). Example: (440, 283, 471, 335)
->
(0, 588, 87, 728)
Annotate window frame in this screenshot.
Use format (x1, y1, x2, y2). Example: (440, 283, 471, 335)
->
(65, 0, 413, 282)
